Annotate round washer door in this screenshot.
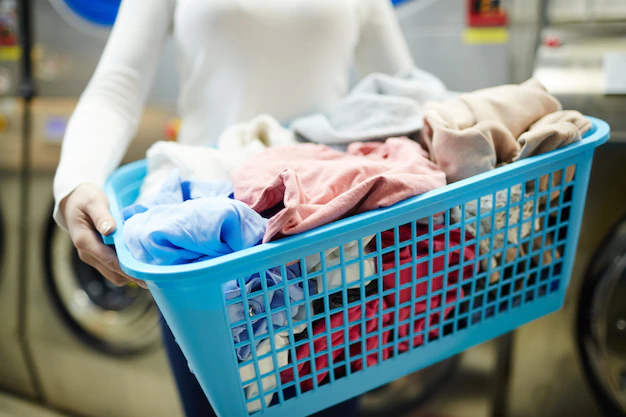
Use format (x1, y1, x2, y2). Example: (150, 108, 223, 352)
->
(48, 0, 121, 38)
(60, 0, 121, 26)
(50, 0, 121, 27)
(45, 217, 161, 355)
(577, 217, 626, 416)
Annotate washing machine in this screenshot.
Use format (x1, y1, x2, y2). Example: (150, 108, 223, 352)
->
(17, 1, 183, 416)
(0, 97, 39, 400)
(505, 28, 626, 417)
(0, 0, 39, 400)
(32, 0, 177, 101)
(23, 99, 183, 417)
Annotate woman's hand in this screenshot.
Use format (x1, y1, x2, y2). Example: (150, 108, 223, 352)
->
(61, 183, 148, 289)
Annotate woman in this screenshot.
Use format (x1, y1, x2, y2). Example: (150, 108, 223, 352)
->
(53, 1, 415, 415)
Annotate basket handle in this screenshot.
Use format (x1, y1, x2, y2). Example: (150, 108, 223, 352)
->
(101, 231, 115, 246)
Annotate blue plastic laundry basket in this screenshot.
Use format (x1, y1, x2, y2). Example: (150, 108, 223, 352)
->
(103, 117, 609, 417)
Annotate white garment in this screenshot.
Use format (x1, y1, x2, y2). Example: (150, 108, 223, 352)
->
(240, 325, 305, 413)
(306, 237, 376, 293)
(137, 115, 296, 202)
(452, 185, 540, 283)
(52, 0, 414, 229)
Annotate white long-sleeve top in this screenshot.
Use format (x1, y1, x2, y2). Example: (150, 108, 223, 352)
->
(53, 0, 414, 228)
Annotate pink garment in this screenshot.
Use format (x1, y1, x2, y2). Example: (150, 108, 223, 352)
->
(233, 138, 446, 242)
(376, 224, 476, 350)
(280, 299, 393, 393)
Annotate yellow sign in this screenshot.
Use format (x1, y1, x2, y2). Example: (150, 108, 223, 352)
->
(0, 45, 21, 61)
(462, 28, 509, 45)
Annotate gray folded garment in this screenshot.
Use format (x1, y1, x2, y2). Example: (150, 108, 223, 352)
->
(290, 68, 449, 145)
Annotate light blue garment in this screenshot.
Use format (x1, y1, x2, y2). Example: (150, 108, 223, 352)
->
(224, 263, 311, 361)
(123, 198, 267, 265)
(123, 174, 265, 266)
(123, 172, 307, 358)
(123, 172, 234, 221)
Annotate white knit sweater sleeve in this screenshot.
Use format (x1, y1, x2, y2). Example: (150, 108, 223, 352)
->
(355, 0, 415, 77)
(52, 0, 174, 229)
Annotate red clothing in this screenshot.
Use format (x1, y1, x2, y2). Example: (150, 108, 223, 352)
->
(281, 299, 393, 392)
(282, 223, 476, 391)
(377, 224, 475, 349)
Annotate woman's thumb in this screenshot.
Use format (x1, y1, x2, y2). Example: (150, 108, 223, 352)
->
(83, 192, 117, 236)
(96, 216, 116, 236)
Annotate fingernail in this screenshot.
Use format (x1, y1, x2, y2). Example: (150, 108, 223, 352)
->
(100, 221, 112, 235)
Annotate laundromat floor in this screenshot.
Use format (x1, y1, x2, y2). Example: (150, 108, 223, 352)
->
(0, 392, 68, 417)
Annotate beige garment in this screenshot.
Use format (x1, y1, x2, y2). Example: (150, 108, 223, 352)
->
(452, 186, 539, 283)
(305, 236, 377, 293)
(522, 232, 560, 269)
(240, 325, 306, 413)
(452, 185, 563, 284)
(518, 111, 592, 206)
(421, 79, 590, 183)
(514, 110, 592, 161)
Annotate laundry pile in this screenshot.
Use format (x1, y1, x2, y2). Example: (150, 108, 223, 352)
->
(122, 73, 591, 412)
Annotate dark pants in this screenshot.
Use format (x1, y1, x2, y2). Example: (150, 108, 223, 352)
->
(160, 315, 359, 417)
